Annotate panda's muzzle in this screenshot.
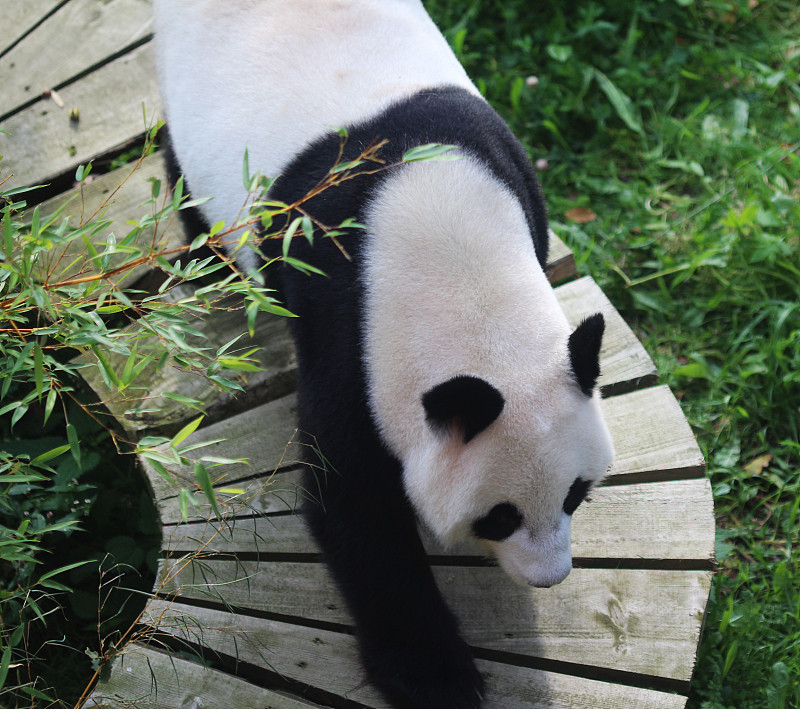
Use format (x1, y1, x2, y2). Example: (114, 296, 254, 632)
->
(487, 514, 574, 588)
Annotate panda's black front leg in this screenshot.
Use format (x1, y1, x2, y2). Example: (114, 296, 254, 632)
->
(302, 455, 484, 709)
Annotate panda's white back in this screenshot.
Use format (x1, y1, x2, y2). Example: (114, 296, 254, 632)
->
(153, 0, 480, 231)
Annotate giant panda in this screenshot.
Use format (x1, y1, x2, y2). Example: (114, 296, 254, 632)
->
(153, 2, 615, 707)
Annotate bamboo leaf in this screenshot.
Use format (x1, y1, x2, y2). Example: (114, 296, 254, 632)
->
(26, 595, 47, 625)
(30, 444, 71, 466)
(147, 459, 175, 486)
(162, 392, 205, 410)
(283, 256, 327, 277)
(120, 343, 139, 388)
(242, 147, 250, 190)
(31, 206, 40, 239)
(194, 462, 221, 519)
(329, 158, 366, 175)
(402, 143, 460, 162)
(20, 686, 55, 701)
(9, 342, 34, 378)
(0, 645, 12, 690)
(179, 488, 190, 521)
(190, 232, 209, 251)
(66, 423, 81, 467)
(172, 175, 185, 210)
(38, 560, 92, 583)
(0, 472, 48, 483)
(301, 215, 314, 245)
(171, 415, 204, 448)
(11, 404, 28, 428)
(43, 386, 58, 425)
(282, 217, 301, 258)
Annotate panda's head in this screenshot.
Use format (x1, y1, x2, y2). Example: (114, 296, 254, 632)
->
(404, 314, 613, 588)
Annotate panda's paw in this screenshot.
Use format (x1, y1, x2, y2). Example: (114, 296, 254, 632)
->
(364, 637, 484, 709)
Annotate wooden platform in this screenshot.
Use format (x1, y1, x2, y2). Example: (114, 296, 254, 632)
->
(2, 4, 715, 708)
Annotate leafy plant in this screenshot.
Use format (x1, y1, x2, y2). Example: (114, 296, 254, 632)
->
(1, 124, 458, 705)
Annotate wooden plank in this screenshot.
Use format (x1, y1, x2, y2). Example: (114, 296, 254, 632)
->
(149, 384, 703, 514)
(156, 467, 306, 524)
(31, 152, 186, 288)
(79, 305, 298, 438)
(157, 560, 709, 683)
(86, 643, 328, 709)
(557, 276, 657, 395)
(572, 477, 713, 562)
(0, 41, 160, 191)
(545, 229, 574, 283)
(143, 599, 383, 707)
(161, 477, 715, 564)
(0, 1, 64, 56)
(479, 660, 687, 709)
(146, 394, 300, 502)
(603, 386, 706, 483)
(141, 600, 689, 706)
(0, 0, 153, 120)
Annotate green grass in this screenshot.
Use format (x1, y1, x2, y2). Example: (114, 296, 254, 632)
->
(426, 0, 800, 705)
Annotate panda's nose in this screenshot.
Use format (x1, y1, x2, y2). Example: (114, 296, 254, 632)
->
(523, 561, 571, 588)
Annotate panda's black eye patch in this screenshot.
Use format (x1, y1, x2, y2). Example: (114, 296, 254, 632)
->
(563, 477, 592, 516)
(472, 503, 523, 541)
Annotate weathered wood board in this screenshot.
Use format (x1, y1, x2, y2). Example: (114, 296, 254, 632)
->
(0, 41, 160, 190)
(0, 0, 153, 120)
(0, 0, 64, 57)
(85, 643, 328, 709)
(159, 478, 714, 564)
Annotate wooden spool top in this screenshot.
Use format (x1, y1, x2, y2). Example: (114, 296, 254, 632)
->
(2, 4, 714, 707)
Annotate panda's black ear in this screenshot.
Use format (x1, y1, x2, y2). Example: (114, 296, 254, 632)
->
(422, 375, 504, 444)
(568, 313, 605, 396)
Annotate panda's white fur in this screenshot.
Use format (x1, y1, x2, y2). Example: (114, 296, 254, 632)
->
(154, 1, 614, 706)
(364, 156, 613, 586)
(154, 0, 479, 271)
